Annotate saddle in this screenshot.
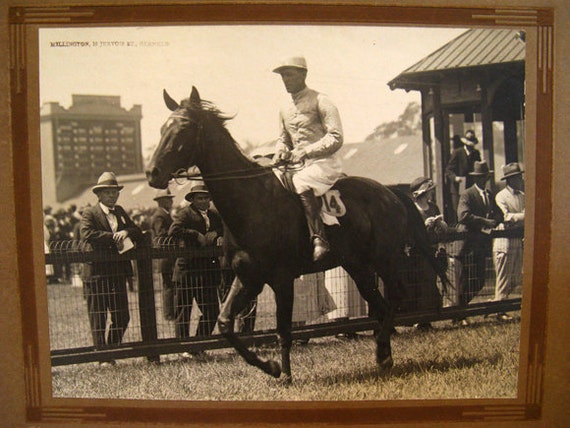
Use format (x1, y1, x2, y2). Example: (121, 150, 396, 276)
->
(271, 162, 346, 225)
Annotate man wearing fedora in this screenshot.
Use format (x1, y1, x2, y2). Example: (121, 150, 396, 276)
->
(445, 130, 482, 224)
(493, 162, 525, 321)
(80, 172, 142, 365)
(150, 188, 176, 321)
(455, 161, 503, 325)
(168, 182, 224, 349)
(271, 55, 344, 262)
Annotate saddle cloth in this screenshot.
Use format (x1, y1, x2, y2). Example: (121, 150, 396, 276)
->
(272, 167, 345, 226)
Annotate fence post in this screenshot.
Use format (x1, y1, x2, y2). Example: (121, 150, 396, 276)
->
(137, 232, 159, 362)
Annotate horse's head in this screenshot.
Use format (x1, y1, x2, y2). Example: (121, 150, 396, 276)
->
(146, 87, 204, 189)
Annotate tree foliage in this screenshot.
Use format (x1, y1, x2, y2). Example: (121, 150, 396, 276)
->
(365, 101, 422, 142)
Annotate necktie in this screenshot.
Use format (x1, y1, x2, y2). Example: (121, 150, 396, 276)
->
(199, 210, 210, 231)
(107, 208, 119, 232)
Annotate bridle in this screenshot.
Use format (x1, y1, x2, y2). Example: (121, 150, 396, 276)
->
(166, 111, 276, 184)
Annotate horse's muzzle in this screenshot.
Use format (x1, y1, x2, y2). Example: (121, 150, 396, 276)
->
(145, 167, 168, 189)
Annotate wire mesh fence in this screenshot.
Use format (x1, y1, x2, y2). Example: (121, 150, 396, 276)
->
(45, 229, 523, 365)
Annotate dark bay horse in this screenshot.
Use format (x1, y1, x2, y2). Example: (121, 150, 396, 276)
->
(146, 87, 446, 381)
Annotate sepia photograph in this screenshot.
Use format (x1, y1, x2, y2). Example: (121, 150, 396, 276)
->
(5, 1, 568, 425)
(40, 23, 527, 401)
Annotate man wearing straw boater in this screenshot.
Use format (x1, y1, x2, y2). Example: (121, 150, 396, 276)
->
(80, 172, 142, 366)
(492, 162, 525, 321)
(271, 55, 344, 262)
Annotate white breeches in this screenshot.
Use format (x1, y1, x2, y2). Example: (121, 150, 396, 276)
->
(291, 156, 343, 196)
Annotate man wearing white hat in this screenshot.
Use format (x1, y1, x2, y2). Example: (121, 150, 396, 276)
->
(80, 172, 142, 365)
(271, 55, 344, 261)
(150, 188, 176, 321)
(168, 182, 224, 350)
(492, 162, 525, 321)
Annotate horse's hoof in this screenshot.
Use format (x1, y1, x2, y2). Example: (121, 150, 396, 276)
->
(377, 355, 394, 371)
(266, 360, 282, 378)
(277, 374, 293, 386)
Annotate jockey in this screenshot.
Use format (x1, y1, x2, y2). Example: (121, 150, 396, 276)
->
(271, 55, 344, 261)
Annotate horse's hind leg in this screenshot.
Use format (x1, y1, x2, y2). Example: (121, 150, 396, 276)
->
(342, 263, 394, 370)
(218, 278, 281, 378)
(272, 278, 295, 383)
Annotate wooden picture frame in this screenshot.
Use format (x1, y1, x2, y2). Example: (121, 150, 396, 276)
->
(3, 0, 568, 425)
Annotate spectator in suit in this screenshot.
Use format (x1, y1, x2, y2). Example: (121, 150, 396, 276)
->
(80, 172, 142, 366)
(150, 188, 176, 321)
(445, 130, 482, 224)
(168, 182, 224, 354)
(451, 134, 463, 150)
(493, 162, 525, 321)
(455, 161, 503, 326)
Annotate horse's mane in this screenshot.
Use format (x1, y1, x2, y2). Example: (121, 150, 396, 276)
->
(180, 97, 266, 170)
(181, 98, 234, 127)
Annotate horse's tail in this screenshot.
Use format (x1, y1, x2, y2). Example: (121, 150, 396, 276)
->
(388, 187, 450, 293)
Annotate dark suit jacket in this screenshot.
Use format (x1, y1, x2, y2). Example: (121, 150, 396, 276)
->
(168, 204, 223, 282)
(150, 207, 174, 272)
(80, 203, 142, 280)
(445, 147, 481, 195)
(456, 185, 503, 253)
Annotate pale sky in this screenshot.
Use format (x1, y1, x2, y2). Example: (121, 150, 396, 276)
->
(39, 25, 466, 157)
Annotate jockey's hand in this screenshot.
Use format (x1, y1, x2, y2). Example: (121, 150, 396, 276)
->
(290, 147, 307, 163)
(271, 150, 291, 166)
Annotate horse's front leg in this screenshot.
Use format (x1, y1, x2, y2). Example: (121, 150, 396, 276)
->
(218, 277, 281, 378)
(272, 279, 295, 383)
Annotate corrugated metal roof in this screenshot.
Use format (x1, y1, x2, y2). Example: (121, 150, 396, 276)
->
(389, 28, 525, 87)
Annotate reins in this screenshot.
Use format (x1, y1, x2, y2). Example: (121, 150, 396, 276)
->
(171, 165, 275, 184)
(171, 161, 304, 184)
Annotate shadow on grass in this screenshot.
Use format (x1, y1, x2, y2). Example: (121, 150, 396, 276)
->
(313, 352, 503, 386)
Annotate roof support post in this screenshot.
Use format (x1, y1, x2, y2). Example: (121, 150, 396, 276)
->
(430, 86, 449, 222)
(420, 89, 433, 179)
(480, 74, 496, 187)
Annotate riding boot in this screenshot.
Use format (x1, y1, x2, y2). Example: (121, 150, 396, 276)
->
(298, 190, 330, 261)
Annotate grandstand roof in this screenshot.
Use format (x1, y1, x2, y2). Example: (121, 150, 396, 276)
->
(388, 28, 526, 90)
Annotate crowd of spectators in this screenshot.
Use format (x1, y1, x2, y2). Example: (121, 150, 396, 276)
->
(43, 203, 172, 285)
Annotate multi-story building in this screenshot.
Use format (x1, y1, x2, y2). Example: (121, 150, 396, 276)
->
(40, 94, 143, 204)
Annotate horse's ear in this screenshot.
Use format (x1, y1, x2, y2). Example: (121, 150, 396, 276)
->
(190, 86, 201, 106)
(163, 89, 180, 111)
